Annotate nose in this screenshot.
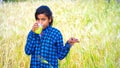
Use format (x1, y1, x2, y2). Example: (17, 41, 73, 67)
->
(37, 20, 42, 24)
(39, 22, 42, 24)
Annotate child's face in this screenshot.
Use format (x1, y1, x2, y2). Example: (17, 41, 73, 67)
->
(37, 14, 51, 29)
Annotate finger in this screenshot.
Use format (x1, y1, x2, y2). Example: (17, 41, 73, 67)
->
(34, 25, 38, 27)
(68, 37, 80, 44)
(33, 23, 38, 29)
(32, 25, 39, 31)
(70, 37, 74, 40)
(68, 39, 73, 44)
(74, 39, 80, 42)
(71, 38, 80, 43)
(68, 38, 75, 43)
(34, 23, 38, 26)
(34, 27, 39, 30)
(68, 40, 75, 43)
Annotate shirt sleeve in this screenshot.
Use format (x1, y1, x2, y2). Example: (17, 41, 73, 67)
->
(56, 31, 72, 60)
(25, 30, 36, 55)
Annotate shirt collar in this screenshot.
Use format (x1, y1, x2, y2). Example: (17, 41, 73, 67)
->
(42, 25, 51, 33)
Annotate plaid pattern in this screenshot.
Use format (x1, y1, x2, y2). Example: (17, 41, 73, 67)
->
(25, 26, 71, 68)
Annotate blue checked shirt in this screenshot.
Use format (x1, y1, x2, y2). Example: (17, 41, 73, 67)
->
(25, 25, 71, 68)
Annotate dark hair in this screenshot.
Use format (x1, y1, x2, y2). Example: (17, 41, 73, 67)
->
(35, 5, 53, 26)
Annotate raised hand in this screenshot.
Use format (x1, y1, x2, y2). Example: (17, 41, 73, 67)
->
(68, 37, 79, 46)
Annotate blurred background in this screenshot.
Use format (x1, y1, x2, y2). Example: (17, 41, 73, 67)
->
(0, 0, 120, 68)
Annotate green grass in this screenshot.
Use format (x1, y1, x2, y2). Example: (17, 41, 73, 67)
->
(0, 0, 120, 68)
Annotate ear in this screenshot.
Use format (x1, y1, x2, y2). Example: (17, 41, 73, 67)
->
(49, 17, 52, 23)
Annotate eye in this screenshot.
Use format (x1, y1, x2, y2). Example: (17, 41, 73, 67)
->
(41, 18, 46, 21)
(37, 18, 40, 20)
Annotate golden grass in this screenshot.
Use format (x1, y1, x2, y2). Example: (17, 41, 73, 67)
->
(0, 0, 120, 68)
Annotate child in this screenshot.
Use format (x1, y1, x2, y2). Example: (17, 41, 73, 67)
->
(25, 5, 79, 68)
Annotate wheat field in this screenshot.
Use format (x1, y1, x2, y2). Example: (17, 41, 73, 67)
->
(0, 0, 120, 68)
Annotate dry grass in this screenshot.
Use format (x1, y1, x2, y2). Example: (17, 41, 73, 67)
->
(0, 0, 120, 68)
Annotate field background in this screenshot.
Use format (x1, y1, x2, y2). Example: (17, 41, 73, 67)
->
(0, 0, 120, 68)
